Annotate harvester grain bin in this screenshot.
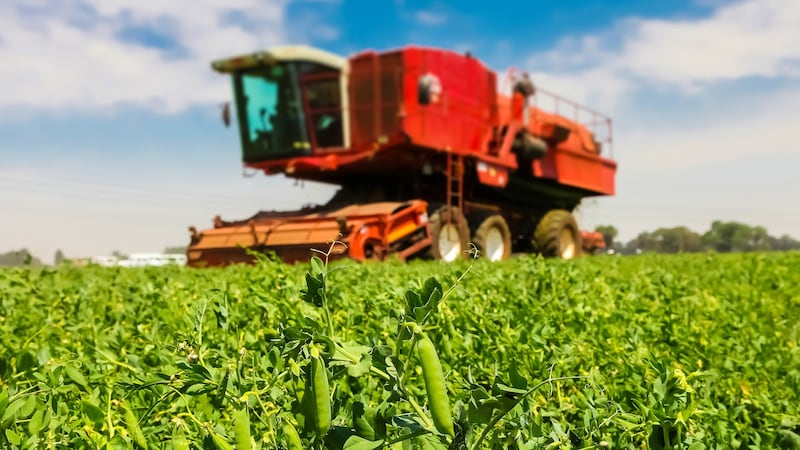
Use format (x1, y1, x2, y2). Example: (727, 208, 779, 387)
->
(186, 45, 616, 267)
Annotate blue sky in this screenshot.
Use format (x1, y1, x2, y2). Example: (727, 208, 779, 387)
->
(2, 0, 799, 261)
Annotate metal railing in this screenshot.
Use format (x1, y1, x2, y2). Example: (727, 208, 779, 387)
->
(500, 68, 614, 158)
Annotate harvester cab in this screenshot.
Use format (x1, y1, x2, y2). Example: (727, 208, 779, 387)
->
(212, 46, 349, 164)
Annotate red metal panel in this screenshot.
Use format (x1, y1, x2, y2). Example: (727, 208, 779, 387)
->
(349, 51, 377, 148)
(552, 149, 616, 195)
(399, 47, 496, 153)
(379, 51, 403, 138)
(348, 50, 405, 148)
(600, 157, 617, 195)
(532, 151, 559, 180)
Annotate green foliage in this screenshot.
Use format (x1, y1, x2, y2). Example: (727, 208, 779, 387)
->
(0, 252, 798, 449)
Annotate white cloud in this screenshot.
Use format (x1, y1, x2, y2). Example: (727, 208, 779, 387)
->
(0, 0, 290, 113)
(618, 86, 800, 173)
(526, 0, 800, 109)
(619, 0, 800, 87)
(415, 10, 446, 26)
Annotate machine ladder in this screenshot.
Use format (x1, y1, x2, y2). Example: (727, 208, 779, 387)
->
(445, 152, 464, 214)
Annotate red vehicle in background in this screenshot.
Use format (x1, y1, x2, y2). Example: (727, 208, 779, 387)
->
(581, 231, 608, 255)
(187, 45, 616, 267)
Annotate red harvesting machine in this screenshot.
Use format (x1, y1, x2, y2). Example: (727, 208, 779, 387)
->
(187, 45, 616, 267)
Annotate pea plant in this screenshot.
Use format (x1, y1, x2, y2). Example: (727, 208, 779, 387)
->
(2, 250, 799, 448)
(268, 242, 591, 449)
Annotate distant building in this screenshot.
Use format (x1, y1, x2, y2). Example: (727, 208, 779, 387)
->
(89, 253, 186, 267)
(118, 253, 187, 267)
(91, 255, 119, 266)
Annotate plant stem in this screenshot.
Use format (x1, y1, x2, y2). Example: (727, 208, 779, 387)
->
(469, 375, 589, 450)
(406, 396, 434, 431)
(335, 342, 433, 430)
(383, 428, 431, 446)
(106, 389, 115, 439)
(419, 260, 476, 327)
(322, 293, 335, 338)
(320, 244, 336, 339)
(335, 343, 392, 381)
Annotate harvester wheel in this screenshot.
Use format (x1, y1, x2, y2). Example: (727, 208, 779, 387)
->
(533, 209, 582, 259)
(428, 206, 470, 262)
(473, 214, 512, 261)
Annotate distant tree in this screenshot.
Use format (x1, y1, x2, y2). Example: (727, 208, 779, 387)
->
(0, 249, 43, 267)
(111, 250, 127, 259)
(54, 249, 66, 265)
(652, 226, 704, 253)
(750, 226, 771, 251)
(619, 221, 798, 255)
(627, 231, 658, 253)
(624, 227, 703, 254)
(163, 246, 187, 254)
(702, 221, 771, 252)
(594, 225, 618, 248)
(769, 234, 800, 251)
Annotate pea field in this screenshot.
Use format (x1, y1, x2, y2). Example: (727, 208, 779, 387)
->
(1, 251, 799, 449)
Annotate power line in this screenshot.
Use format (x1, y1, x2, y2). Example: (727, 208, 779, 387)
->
(0, 174, 332, 211)
(0, 172, 328, 204)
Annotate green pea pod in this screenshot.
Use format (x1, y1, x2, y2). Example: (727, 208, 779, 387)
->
(353, 402, 376, 440)
(172, 426, 190, 450)
(282, 421, 303, 450)
(416, 334, 454, 437)
(309, 355, 331, 437)
(233, 408, 251, 449)
(210, 430, 234, 450)
(123, 405, 148, 449)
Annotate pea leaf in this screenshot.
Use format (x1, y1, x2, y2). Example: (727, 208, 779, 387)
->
(0, 390, 8, 417)
(64, 365, 88, 390)
(19, 395, 36, 418)
(5, 429, 21, 446)
(310, 256, 325, 276)
(82, 401, 105, 424)
(343, 435, 384, 450)
(420, 277, 443, 308)
(776, 430, 800, 450)
(28, 409, 44, 435)
(16, 351, 36, 372)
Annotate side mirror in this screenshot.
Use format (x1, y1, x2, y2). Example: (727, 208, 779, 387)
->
(220, 102, 231, 127)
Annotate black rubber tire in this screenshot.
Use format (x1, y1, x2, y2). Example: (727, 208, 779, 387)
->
(472, 214, 512, 261)
(428, 206, 471, 261)
(533, 209, 583, 259)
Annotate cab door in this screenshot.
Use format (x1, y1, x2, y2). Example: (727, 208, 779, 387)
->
(299, 70, 346, 151)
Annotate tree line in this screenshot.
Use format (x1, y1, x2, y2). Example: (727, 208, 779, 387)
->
(1, 225, 797, 267)
(595, 220, 800, 255)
